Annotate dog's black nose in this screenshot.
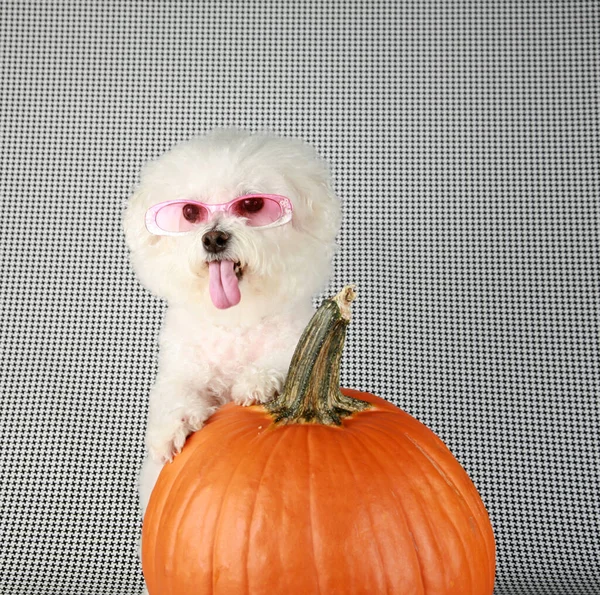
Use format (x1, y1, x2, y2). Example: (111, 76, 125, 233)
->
(202, 230, 230, 253)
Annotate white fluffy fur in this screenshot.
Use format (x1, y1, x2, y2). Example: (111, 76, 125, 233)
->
(122, 128, 341, 515)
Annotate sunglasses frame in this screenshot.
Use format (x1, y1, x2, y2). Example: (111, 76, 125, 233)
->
(145, 193, 293, 236)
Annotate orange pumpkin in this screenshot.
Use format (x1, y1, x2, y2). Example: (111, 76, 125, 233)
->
(142, 287, 496, 595)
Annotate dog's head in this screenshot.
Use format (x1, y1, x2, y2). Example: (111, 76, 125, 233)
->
(123, 128, 341, 322)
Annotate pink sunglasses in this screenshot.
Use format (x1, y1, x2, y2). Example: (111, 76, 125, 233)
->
(145, 194, 293, 236)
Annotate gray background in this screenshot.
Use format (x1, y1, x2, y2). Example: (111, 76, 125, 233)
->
(1, 1, 598, 594)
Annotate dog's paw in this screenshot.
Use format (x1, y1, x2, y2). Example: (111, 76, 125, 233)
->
(146, 406, 214, 463)
(146, 417, 189, 463)
(231, 366, 285, 407)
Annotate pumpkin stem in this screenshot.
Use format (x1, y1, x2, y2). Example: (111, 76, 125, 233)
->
(266, 285, 372, 425)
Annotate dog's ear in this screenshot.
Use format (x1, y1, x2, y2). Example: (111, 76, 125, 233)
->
(298, 182, 341, 244)
(122, 179, 161, 255)
(284, 163, 342, 248)
(122, 180, 182, 301)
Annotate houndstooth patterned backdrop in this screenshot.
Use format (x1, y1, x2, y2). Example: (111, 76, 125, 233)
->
(1, 2, 598, 594)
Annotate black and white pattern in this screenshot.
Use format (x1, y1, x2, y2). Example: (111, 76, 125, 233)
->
(1, 2, 598, 594)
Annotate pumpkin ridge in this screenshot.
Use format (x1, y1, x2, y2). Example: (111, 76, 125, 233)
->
(157, 422, 260, 594)
(348, 425, 435, 595)
(401, 430, 496, 592)
(365, 416, 495, 589)
(402, 434, 475, 592)
(344, 423, 440, 594)
(403, 433, 462, 494)
(209, 426, 274, 594)
(355, 420, 479, 593)
(243, 427, 290, 595)
(358, 419, 483, 592)
(402, 431, 485, 590)
(145, 429, 221, 589)
(306, 428, 324, 595)
(167, 420, 259, 512)
(333, 429, 398, 594)
(149, 435, 225, 594)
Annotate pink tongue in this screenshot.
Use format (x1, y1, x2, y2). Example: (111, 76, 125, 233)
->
(208, 260, 241, 309)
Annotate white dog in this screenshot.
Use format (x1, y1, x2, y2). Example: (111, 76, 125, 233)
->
(122, 128, 341, 514)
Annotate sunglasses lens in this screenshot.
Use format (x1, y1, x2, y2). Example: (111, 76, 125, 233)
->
(155, 202, 208, 233)
(230, 196, 283, 227)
